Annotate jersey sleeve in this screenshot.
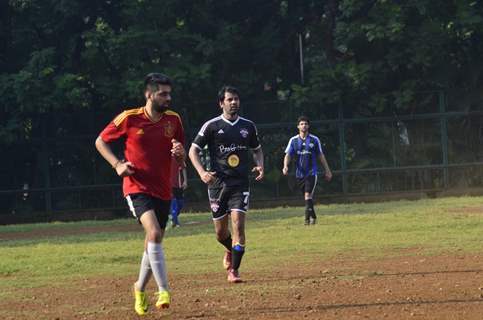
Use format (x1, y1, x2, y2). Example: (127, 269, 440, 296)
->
(314, 136, 323, 155)
(174, 115, 185, 146)
(99, 113, 128, 142)
(192, 122, 211, 150)
(249, 123, 261, 150)
(285, 138, 295, 155)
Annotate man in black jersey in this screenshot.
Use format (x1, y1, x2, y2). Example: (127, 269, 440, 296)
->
(189, 86, 264, 283)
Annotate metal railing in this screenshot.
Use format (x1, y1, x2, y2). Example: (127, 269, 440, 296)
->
(1, 92, 483, 220)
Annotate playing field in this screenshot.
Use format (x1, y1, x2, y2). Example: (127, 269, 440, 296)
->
(1, 196, 483, 319)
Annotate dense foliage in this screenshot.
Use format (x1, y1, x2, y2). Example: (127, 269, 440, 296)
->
(2, 0, 483, 141)
(1, 1, 483, 216)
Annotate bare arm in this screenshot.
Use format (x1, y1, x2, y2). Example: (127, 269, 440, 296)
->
(188, 144, 216, 185)
(319, 153, 332, 181)
(252, 147, 264, 181)
(282, 153, 291, 175)
(95, 136, 134, 177)
(181, 167, 188, 189)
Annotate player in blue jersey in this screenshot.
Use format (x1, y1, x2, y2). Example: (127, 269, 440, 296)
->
(282, 116, 332, 225)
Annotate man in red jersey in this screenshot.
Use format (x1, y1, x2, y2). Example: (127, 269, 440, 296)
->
(95, 73, 185, 316)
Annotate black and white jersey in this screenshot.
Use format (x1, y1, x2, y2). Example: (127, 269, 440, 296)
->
(192, 114, 261, 186)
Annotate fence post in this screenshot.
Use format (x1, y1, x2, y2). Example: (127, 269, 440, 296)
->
(338, 106, 348, 194)
(439, 91, 449, 188)
(40, 117, 52, 216)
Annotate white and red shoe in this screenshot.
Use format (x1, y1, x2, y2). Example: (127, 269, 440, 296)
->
(227, 269, 242, 283)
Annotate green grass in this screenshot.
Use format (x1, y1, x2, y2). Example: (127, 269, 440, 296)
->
(1, 196, 483, 291)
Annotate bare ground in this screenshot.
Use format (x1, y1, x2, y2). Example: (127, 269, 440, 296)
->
(2, 225, 483, 320)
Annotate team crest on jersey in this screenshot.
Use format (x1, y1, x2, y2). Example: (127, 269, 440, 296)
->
(210, 201, 220, 213)
(227, 154, 240, 167)
(309, 143, 314, 148)
(163, 121, 175, 138)
(240, 128, 249, 138)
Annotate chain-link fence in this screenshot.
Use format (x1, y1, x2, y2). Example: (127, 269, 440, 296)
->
(1, 92, 483, 223)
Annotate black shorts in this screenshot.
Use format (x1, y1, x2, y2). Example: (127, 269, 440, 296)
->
(172, 187, 184, 200)
(296, 175, 317, 196)
(208, 184, 250, 220)
(125, 193, 170, 228)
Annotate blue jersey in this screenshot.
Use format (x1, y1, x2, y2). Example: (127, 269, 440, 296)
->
(285, 134, 323, 178)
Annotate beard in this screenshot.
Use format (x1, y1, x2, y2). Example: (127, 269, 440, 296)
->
(153, 103, 169, 113)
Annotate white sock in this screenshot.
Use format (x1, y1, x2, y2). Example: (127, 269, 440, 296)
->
(147, 242, 169, 292)
(136, 251, 151, 291)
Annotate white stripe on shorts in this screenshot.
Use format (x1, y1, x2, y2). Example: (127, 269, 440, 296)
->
(212, 212, 229, 221)
(310, 175, 318, 198)
(230, 209, 247, 213)
(126, 195, 138, 218)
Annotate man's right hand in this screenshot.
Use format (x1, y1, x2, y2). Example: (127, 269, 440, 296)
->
(282, 166, 289, 176)
(115, 161, 135, 177)
(200, 170, 216, 185)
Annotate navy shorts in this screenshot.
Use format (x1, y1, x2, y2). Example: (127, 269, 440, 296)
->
(125, 193, 170, 229)
(296, 175, 317, 196)
(208, 184, 250, 220)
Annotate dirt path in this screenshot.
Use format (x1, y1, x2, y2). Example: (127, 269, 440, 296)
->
(2, 253, 483, 319)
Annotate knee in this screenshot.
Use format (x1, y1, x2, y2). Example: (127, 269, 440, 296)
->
(216, 226, 232, 241)
(215, 231, 226, 242)
(147, 229, 162, 242)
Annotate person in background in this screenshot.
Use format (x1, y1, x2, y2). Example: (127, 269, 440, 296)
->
(170, 161, 187, 227)
(282, 115, 332, 225)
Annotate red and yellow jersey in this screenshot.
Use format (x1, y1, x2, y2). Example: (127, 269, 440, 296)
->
(100, 106, 185, 200)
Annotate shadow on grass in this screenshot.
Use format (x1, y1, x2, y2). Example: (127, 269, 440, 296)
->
(0, 197, 466, 247)
(232, 298, 483, 317)
(256, 268, 483, 285)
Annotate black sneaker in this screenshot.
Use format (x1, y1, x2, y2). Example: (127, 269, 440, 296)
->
(304, 219, 310, 226)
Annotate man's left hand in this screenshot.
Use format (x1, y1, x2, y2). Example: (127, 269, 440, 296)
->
(171, 139, 185, 162)
(252, 166, 264, 181)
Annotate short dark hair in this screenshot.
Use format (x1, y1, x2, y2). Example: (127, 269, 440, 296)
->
(218, 85, 240, 103)
(297, 115, 310, 125)
(144, 73, 172, 91)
